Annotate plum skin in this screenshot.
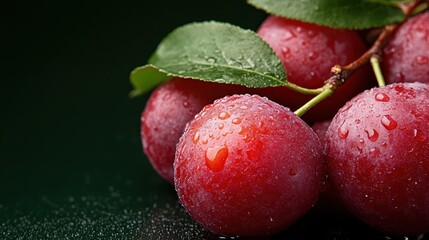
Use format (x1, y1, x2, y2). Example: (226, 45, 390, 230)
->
(141, 77, 245, 184)
(326, 82, 429, 236)
(174, 94, 325, 237)
(382, 11, 429, 84)
(256, 16, 372, 123)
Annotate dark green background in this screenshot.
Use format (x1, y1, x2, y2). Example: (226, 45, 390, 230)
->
(0, 1, 408, 239)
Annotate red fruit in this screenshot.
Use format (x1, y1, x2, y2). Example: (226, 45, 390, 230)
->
(311, 120, 349, 216)
(174, 94, 325, 237)
(326, 82, 429, 236)
(141, 77, 245, 184)
(256, 16, 372, 123)
(312, 120, 331, 145)
(382, 11, 429, 84)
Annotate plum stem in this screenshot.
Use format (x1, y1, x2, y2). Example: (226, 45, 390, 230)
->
(296, 0, 423, 117)
(294, 87, 334, 117)
(370, 55, 386, 87)
(285, 82, 324, 95)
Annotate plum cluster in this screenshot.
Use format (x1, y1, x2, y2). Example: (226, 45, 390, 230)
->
(140, 12, 429, 238)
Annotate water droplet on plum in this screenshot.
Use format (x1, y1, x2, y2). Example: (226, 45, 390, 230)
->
(381, 115, 397, 130)
(218, 111, 231, 120)
(416, 56, 429, 65)
(413, 129, 427, 142)
(205, 145, 229, 172)
(232, 118, 242, 124)
(281, 47, 291, 59)
(338, 122, 349, 139)
(375, 93, 390, 102)
(193, 131, 200, 144)
(308, 51, 318, 61)
(364, 127, 379, 142)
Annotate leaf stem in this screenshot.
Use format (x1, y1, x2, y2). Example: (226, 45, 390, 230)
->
(285, 82, 324, 95)
(294, 87, 334, 117)
(370, 55, 386, 87)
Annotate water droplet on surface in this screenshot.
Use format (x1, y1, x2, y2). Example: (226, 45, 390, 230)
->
(375, 92, 390, 102)
(281, 31, 295, 41)
(381, 115, 397, 130)
(192, 131, 200, 144)
(308, 51, 318, 61)
(369, 147, 380, 157)
(218, 111, 231, 120)
(238, 127, 246, 135)
(183, 101, 189, 108)
(218, 123, 224, 130)
(414, 129, 427, 142)
(232, 118, 241, 124)
(281, 47, 291, 59)
(307, 30, 316, 37)
(365, 127, 379, 142)
(205, 145, 228, 172)
(289, 169, 297, 177)
(202, 138, 208, 145)
(240, 105, 248, 110)
(357, 139, 365, 150)
(206, 57, 217, 64)
(338, 123, 349, 139)
(416, 56, 429, 65)
(296, 27, 302, 33)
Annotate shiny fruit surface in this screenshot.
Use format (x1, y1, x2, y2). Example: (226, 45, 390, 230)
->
(326, 82, 429, 236)
(174, 94, 325, 237)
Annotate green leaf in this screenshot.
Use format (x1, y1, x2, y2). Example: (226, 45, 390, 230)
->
(130, 21, 287, 96)
(247, 0, 405, 29)
(129, 64, 170, 97)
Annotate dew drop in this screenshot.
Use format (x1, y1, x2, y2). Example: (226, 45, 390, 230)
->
(369, 147, 380, 157)
(413, 129, 427, 142)
(206, 57, 217, 64)
(307, 30, 316, 37)
(192, 131, 200, 144)
(308, 51, 318, 61)
(296, 27, 302, 33)
(232, 118, 242, 124)
(357, 139, 365, 150)
(202, 138, 208, 145)
(218, 111, 231, 120)
(289, 169, 297, 177)
(365, 126, 379, 142)
(238, 126, 246, 135)
(281, 47, 291, 59)
(375, 92, 390, 102)
(394, 84, 405, 93)
(240, 105, 248, 110)
(416, 56, 429, 65)
(183, 101, 189, 108)
(338, 123, 349, 139)
(381, 115, 397, 130)
(218, 123, 224, 130)
(281, 31, 295, 41)
(205, 145, 228, 172)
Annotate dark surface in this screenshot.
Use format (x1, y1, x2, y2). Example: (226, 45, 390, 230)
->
(0, 1, 425, 239)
